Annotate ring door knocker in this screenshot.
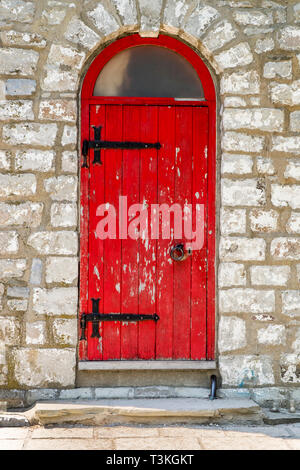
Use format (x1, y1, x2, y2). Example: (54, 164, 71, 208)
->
(170, 243, 192, 262)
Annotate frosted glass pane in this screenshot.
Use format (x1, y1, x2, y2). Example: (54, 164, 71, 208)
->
(93, 45, 204, 98)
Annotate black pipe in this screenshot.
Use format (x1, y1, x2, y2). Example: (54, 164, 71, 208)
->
(209, 374, 217, 400)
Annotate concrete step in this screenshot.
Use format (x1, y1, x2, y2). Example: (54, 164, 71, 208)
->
(263, 409, 300, 425)
(23, 398, 263, 426)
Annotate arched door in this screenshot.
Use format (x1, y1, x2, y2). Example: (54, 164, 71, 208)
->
(79, 35, 216, 362)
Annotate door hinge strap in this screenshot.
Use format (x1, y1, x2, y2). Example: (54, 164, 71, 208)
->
(80, 298, 159, 340)
(81, 126, 161, 167)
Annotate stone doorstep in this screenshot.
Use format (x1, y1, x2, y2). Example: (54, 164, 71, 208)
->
(20, 398, 263, 426)
(263, 409, 300, 426)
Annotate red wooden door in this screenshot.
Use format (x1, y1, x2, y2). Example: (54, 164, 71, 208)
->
(82, 103, 209, 360)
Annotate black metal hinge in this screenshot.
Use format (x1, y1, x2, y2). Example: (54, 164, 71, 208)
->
(80, 298, 159, 340)
(82, 126, 161, 167)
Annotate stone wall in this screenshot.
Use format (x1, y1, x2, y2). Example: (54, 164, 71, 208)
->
(0, 0, 299, 392)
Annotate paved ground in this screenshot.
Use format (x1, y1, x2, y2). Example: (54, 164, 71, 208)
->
(0, 423, 300, 450)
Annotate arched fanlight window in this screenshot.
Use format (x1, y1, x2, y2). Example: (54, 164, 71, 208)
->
(93, 45, 204, 98)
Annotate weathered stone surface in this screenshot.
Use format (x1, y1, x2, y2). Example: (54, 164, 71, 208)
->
(47, 44, 85, 70)
(13, 348, 76, 387)
(7, 286, 29, 298)
(0, 30, 46, 48)
(87, 3, 120, 36)
(64, 17, 100, 49)
(264, 0, 286, 24)
(29, 258, 42, 286)
(221, 153, 253, 174)
(3, 123, 57, 147)
(271, 184, 300, 209)
(271, 238, 300, 260)
(220, 208, 246, 234)
(219, 288, 275, 314)
(218, 262, 246, 287)
(163, 0, 189, 32)
(249, 209, 278, 232)
(0, 151, 11, 170)
(290, 111, 300, 132)
(222, 179, 266, 206)
(256, 157, 275, 176)
(270, 80, 300, 106)
(15, 150, 55, 172)
(5, 79, 36, 96)
(61, 126, 77, 146)
(44, 176, 77, 202)
(215, 43, 253, 70)
(233, 9, 273, 26)
(0, 317, 20, 345)
(42, 4, 67, 25)
(284, 160, 300, 181)
(223, 108, 284, 132)
(0, 49, 39, 75)
(280, 354, 300, 384)
(42, 69, 78, 92)
(52, 318, 77, 346)
(0, 80, 5, 99)
(218, 316, 246, 352)
(26, 322, 46, 345)
(33, 287, 78, 316)
(244, 27, 274, 37)
(139, 0, 163, 36)
(249, 97, 260, 106)
(220, 237, 266, 261)
(292, 328, 300, 354)
(263, 60, 292, 79)
(250, 266, 290, 287)
(0, 0, 35, 23)
(0, 231, 18, 254)
(27, 231, 78, 255)
(61, 151, 77, 173)
(282, 291, 300, 317)
(272, 136, 300, 154)
(258, 325, 286, 346)
(202, 20, 236, 52)
(0, 284, 5, 299)
(0, 174, 36, 197)
(7, 299, 28, 311)
(111, 0, 138, 26)
(286, 213, 300, 234)
(0, 100, 33, 121)
(277, 26, 300, 50)
(223, 97, 246, 108)
(50, 203, 77, 227)
(39, 100, 76, 122)
(255, 37, 274, 54)
(0, 202, 43, 227)
(0, 259, 26, 279)
(222, 132, 264, 153)
(221, 71, 260, 95)
(184, 4, 219, 39)
(294, 3, 300, 23)
(219, 355, 275, 386)
(45, 257, 78, 285)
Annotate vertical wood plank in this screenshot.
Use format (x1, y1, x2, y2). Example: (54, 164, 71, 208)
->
(102, 105, 123, 359)
(87, 104, 105, 360)
(120, 105, 140, 359)
(155, 106, 176, 359)
(138, 106, 158, 359)
(191, 107, 208, 360)
(173, 106, 193, 359)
